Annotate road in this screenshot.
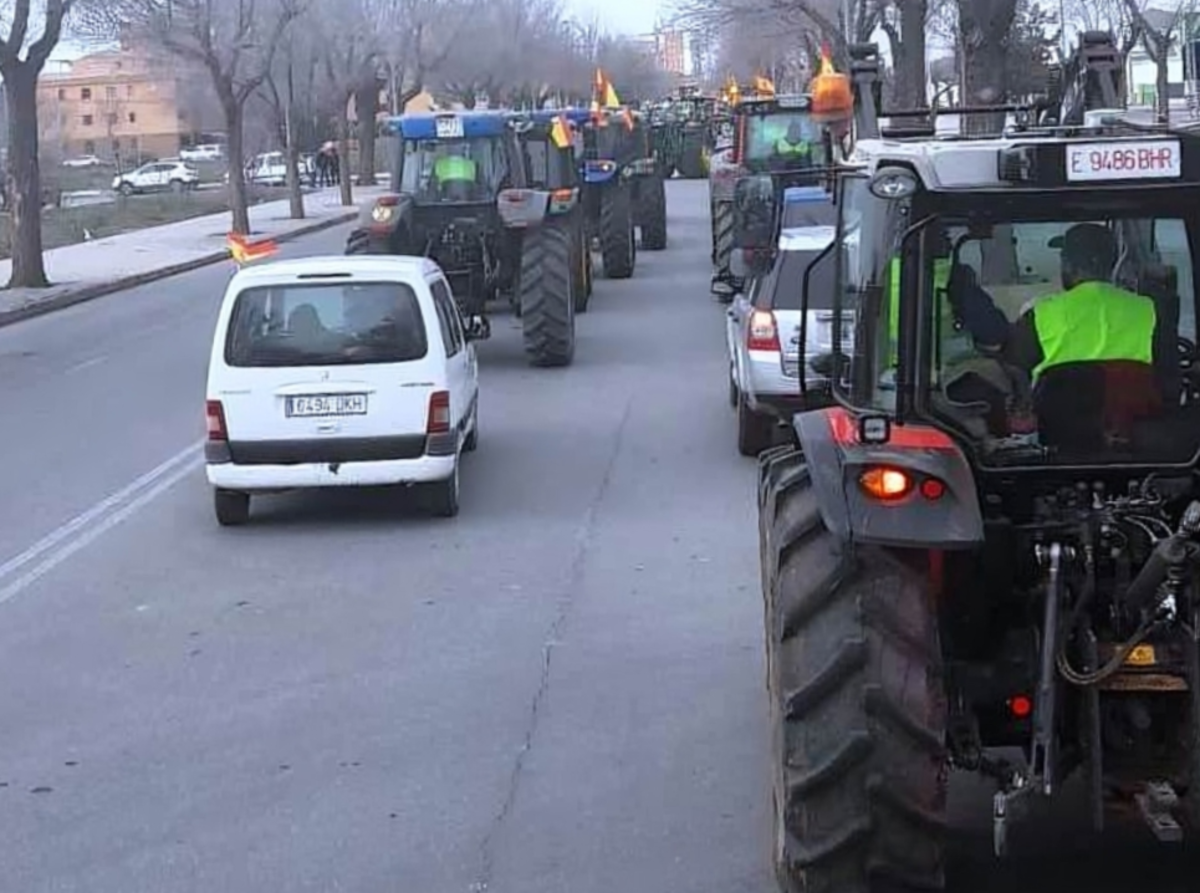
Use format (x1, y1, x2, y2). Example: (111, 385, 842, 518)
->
(0, 181, 1197, 892)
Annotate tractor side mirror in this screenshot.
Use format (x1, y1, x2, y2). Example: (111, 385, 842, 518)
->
(732, 174, 776, 255)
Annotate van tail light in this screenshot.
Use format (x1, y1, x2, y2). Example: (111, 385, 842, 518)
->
(426, 390, 451, 434)
(206, 400, 227, 441)
(747, 310, 781, 352)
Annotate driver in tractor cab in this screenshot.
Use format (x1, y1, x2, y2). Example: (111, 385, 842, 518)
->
(952, 222, 1161, 451)
(432, 146, 478, 201)
(771, 120, 812, 169)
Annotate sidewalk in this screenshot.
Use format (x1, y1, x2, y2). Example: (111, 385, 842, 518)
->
(0, 185, 389, 328)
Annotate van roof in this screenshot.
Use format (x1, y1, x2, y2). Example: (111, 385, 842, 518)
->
(230, 254, 440, 285)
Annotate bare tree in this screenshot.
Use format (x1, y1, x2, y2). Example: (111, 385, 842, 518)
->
(86, 0, 305, 234)
(1121, 1, 1195, 121)
(0, 0, 80, 289)
(258, 28, 327, 218)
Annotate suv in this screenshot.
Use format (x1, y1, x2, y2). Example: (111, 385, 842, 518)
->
(113, 160, 199, 195)
(726, 187, 843, 455)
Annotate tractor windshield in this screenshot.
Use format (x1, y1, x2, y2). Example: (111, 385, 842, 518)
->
(399, 137, 511, 204)
(832, 172, 1200, 467)
(744, 112, 825, 167)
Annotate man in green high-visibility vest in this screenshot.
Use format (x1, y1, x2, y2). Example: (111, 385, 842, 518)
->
(433, 151, 478, 199)
(884, 230, 957, 368)
(954, 223, 1160, 449)
(770, 120, 813, 171)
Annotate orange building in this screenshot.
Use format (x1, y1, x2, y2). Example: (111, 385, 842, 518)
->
(657, 30, 686, 76)
(37, 47, 217, 163)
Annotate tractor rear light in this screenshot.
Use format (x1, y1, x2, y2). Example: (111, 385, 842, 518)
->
(550, 188, 573, 202)
(1007, 695, 1033, 719)
(858, 466, 912, 502)
(920, 478, 946, 500)
(500, 189, 532, 203)
(426, 390, 451, 434)
(747, 310, 781, 352)
(206, 400, 227, 441)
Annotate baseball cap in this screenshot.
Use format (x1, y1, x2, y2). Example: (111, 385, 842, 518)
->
(1046, 223, 1117, 269)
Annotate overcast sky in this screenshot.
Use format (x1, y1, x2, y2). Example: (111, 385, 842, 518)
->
(567, 0, 662, 35)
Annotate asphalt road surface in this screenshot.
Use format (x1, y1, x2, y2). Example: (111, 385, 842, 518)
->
(0, 182, 1198, 892)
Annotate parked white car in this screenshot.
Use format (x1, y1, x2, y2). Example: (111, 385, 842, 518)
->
(112, 160, 200, 195)
(244, 151, 313, 186)
(62, 154, 104, 168)
(726, 201, 852, 456)
(180, 143, 225, 162)
(205, 255, 481, 524)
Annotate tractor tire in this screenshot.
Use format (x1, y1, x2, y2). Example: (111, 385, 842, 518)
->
(599, 185, 635, 280)
(519, 221, 575, 368)
(760, 447, 948, 893)
(712, 199, 734, 284)
(639, 175, 668, 251)
(572, 228, 592, 313)
(345, 228, 371, 254)
(677, 134, 706, 179)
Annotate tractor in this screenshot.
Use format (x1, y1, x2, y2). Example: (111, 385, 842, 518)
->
(709, 93, 838, 301)
(346, 110, 575, 367)
(757, 32, 1200, 892)
(562, 106, 668, 278)
(658, 88, 724, 179)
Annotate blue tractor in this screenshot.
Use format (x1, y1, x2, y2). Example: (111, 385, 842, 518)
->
(558, 106, 668, 279)
(346, 110, 575, 367)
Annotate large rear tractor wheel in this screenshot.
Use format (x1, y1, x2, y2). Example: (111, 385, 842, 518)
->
(519, 222, 576, 367)
(759, 447, 948, 893)
(712, 199, 735, 297)
(639, 175, 668, 251)
(572, 228, 592, 313)
(677, 133, 706, 178)
(599, 185, 635, 279)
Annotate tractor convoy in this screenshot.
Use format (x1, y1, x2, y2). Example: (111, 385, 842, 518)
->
(346, 102, 668, 369)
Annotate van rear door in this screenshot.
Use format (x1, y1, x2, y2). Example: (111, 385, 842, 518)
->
(214, 277, 439, 453)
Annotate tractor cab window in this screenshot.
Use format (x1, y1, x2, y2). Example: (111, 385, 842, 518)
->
(744, 112, 825, 168)
(400, 137, 508, 203)
(923, 211, 1200, 466)
(522, 136, 575, 190)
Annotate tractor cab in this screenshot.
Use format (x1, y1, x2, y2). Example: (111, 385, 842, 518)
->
(390, 111, 523, 206)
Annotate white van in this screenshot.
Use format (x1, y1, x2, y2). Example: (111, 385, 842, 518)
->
(204, 255, 480, 524)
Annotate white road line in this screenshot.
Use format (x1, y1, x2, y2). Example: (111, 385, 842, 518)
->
(64, 356, 108, 374)
(0, 453, 204, 606)
(0, 439, 205, 589)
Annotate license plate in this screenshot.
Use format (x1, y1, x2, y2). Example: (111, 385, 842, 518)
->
(1065, 140, 1181, 182)
(435, 116, 464, 139)
(286, 394, 367, 417)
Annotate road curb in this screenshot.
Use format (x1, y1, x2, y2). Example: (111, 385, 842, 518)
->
(0, 209, 358, 330)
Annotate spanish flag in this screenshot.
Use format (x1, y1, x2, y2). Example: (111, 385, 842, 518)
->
(228, 232, 278, 265)
(594, 68, 620, 108)
(550, 113, 571, 149)
(620, 108, 634, 131)
(753, 74, 776, 97)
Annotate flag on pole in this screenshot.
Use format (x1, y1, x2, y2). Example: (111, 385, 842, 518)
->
(753, 74, 776, 97)
(550, 113, 571, 148)
(594, 67, 621, 108)
(228, 232, 278, 265)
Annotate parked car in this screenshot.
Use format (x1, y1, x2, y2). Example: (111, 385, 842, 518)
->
(62, 154, 104, 168)
(181, 143, 225, 162)
(204, 254, 481, 524)
(725, 210, 851, 456)
(244, 151, 314, 186)
(112, 160, 200, 195)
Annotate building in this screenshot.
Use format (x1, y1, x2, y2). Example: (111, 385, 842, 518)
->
(656, 30, 687, 76)
(37, 46, 217, 163)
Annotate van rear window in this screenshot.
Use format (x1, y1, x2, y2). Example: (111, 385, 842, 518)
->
(764, 249, 836, 311)
(224, 281, 428, 367)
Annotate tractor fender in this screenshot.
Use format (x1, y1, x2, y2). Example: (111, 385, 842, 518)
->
(497, 188, 551, 229)
(354, 192, 415, 246)
(793, 407, 984, 550)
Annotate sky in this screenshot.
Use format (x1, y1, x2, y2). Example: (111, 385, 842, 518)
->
(566, 0, 662, 35)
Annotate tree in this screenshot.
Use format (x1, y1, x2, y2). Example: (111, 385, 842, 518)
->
(0, 0, 80, 289)
(1122, 2, 1194, 121)
(85, 0, 305, 234)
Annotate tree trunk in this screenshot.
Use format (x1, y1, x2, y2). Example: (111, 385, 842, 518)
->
(4, 66, 49, 288)
(1156, 54, 1170, 123)
(337, 108, 353, 207)
(355, 80, 379, 186)
(223, 97, 251, 235)
(285, 64, 304, 219)
(957, 0, 1017, 135)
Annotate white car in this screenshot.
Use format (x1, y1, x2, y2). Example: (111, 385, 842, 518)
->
(112, 160, 199, 195)
(62, 154, 104, 168)
(244, 151, 313, 186)
(204, 255, 481, 524)
(726, 216, 851, 456)
(181, 143, 225, 162)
